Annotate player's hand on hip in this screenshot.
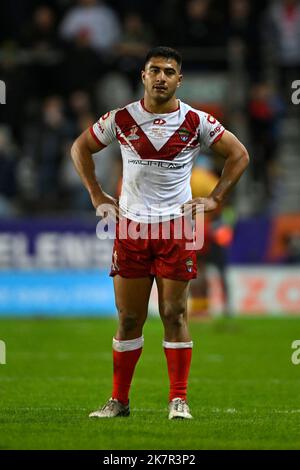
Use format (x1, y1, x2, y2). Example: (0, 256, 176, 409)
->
(93, 192, 119, 221)
(181, 197, 219, 217)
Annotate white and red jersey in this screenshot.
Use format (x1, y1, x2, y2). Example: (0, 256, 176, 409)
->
(90, 99, 225, 223)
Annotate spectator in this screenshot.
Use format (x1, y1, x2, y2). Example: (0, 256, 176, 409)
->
(60, 29, 101, 94)
(177, 0, 228, 70)
(263, 0, 300, 98)
(283, 231, 300, 264)
(115, 12, 153, 91)
(59, 0, 121, 56)
(21, 5, 59, 50)
(20, 5, 62, 98)
(60, 113, 122, 210)
(228, 0, 262, 81)
(68, 90, 93, 124)
(0, 126, 18, 215)
(23, 96, 73, 210)
(0, 44, 30, 144)
(189, 155, 232, 317)
(248, 82, 283, 201)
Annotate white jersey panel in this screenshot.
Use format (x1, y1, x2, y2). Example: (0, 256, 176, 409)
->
(90, 100, 225, 222)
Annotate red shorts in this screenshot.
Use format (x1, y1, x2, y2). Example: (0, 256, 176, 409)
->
(110, 217, 197, 281)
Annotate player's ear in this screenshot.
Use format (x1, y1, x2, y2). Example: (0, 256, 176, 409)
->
(141, 70, 146, 84)
(177, 74, 183, 88)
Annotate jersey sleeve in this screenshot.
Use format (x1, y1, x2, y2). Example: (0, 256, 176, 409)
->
(198, 112, 225, 148)
(89, 110, 118, 147)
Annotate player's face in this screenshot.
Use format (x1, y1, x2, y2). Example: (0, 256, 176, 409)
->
(142, 57, 182, 103)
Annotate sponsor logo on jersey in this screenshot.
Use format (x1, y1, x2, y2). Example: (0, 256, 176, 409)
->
(185, 258, 194, 273)
(178, 128, 190, 142)
(128, 159, 186, 169)
(127, 125, 140, 141)
(210, 125, 222, 138)
(153, 119, 166, 125)
(96, 121, 105, 133)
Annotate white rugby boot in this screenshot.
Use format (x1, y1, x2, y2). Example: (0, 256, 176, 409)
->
(89, 398, 130, 418)
(168, 398, 193, 420)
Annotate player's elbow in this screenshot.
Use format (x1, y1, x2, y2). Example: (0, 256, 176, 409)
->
(70, 134, 85, 163)
(240, 148, 250, 168)
(234, 141, 250, 169)
(70, 139, 78, 161)
(228, 146, 249, 171)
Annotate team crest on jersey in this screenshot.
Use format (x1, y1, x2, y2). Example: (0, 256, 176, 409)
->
(185, 258, 194, 273)
(178, 128, 190, 142)
(127, 125, 140, 141)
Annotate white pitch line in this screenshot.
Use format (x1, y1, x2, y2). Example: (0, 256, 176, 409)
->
(2, 406, 300, 415)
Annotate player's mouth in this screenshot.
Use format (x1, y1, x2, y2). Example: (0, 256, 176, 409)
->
(153, 85, 167, 92)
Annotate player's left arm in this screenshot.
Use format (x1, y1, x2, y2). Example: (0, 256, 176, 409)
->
(187, 130, 249, 214)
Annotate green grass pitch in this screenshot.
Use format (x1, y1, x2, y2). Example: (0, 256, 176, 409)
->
(0, 316, 300, 449)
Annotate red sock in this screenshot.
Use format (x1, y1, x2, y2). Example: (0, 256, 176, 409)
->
(163, 341, 193, 402)
(111, 336, 143, 405)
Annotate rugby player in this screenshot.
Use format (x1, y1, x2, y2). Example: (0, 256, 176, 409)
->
(71, 46, 249, 419)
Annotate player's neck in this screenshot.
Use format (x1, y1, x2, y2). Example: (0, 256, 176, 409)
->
(142, 96, 179, 114)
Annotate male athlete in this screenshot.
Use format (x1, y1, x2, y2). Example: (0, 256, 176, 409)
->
(71, 47, 249, 419)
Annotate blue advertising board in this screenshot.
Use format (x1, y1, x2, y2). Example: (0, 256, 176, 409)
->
(0, 218, 115, 316)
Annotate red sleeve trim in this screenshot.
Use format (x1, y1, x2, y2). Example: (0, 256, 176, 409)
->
(89, 126, 106, 147)
(212, 129, 225, 145)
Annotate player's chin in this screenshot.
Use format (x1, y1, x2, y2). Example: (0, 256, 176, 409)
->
(152, 89, 167, 96)
(152, 90, 172, 101)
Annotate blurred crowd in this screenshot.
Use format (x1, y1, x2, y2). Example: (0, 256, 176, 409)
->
(0, 0, 299, 215)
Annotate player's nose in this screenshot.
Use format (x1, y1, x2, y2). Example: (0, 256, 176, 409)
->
(156, 71, 166, 82)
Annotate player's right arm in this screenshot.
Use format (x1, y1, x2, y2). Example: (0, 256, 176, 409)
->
(70, 118, 119, 214)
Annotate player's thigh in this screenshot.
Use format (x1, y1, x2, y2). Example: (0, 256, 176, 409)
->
(113, 275, 154, 320)
(156, 277, 190, 319)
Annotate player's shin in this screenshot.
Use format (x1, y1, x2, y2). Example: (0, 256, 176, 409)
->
(163, 341, 193, 402)
(112, 336, 144, 405)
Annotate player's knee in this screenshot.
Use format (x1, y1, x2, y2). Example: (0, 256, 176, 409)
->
(160, 302, 186, 328)
(118, 309, 142, 333)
